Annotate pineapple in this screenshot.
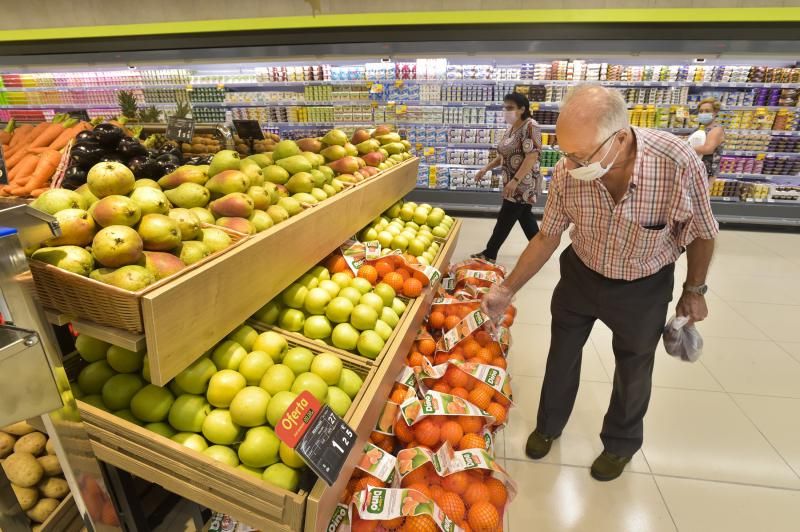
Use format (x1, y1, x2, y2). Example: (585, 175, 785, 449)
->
(117, 90, 139, 120)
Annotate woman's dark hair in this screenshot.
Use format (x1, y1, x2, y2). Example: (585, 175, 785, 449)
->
(504, 92, 532, 120)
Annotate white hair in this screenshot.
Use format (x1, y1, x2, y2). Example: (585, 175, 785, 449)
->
(560, 84, 630, 142)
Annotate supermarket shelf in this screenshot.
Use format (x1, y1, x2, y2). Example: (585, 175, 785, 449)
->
(719, 172, 800, 181)
(725, 129, 800, 136)
(723, 150, 800, 157)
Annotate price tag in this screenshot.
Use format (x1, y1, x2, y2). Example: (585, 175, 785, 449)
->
(275, 391, 356, 486)
(0, 144, 8, 185)
(67, 109, 90, 121)
(232, 119, 264, 140)
(166, 117, 195, 143)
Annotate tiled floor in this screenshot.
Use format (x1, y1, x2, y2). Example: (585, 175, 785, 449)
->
(453, 217, 800, 532)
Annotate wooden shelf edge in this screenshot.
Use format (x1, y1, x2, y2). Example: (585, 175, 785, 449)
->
(44, 310, 146, 353)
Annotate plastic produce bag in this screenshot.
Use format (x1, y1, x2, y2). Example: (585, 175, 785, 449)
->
(663, 315, 703, 362)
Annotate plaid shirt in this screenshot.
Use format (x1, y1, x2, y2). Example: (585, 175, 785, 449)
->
(541, 127, 719, 281)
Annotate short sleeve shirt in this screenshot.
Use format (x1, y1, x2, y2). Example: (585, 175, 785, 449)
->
(497, 118, 542, 204)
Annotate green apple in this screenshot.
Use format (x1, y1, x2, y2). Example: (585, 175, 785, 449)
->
(310, 265, 330, 281)
(78, 361, 117, 395)
(331, 323, 359, 350)
(237, 464, 264, 478)
(131, 385, 175, 422)
(310, 352, 342, 385)
(227, 325, 258, 351)
(405, 221, 420, 230)
(229, 386, 271, 427)
(168, 394, 211, 432)
(298, 273, 319, 289)
(408, 238, 426, 256)
(377, 231, 394, 248)
(75, 334, 110, 363)
(207, 369, 247, 407)
(337, 369, 363, 399)
(417, 256, 430, 266)
(170, 379, 187, 397)
(81, 394, 108, 411)
(331, 272, 353, 289)
(338, 287, 362, 306)
(238, 351, 274, 385)
(211, 340, 247, 371)
(283, 347, 315, 376)
(399, 205, 414, 221)
(374, 319, 393, 341)
(392, 297, 407, 316)
(253, 331, 289, 362)
(102, 373, 145, 411)
(266, 391, 298, 427)
(281, 283, 308, 309)
(318, 279, 341, 298)
(202, 408, 242, 445)
(279, 441, 306, 469)
(350, 277, 372, 295)
(373, 283, 396, 307)
(380, 307, 400, 328)
(262, 463, 300, 492)
(361, 227, 379, 242)
(106, 345, 145, 373)
(325, 296, 354, 323)
(304, 287, 331, 315)
(432, 226, 448, 238)
(171, 432, 208, 452)
(142, 355, 151, 383)
(359, 292, 384, 314)
(259, 364, 295, 396)
(326, 386, 352, 417)
(114, 409, 143, 426)
(278, 308, 305, 332)
(291, 372, 328, 402)
(386, 225, 401, 237)
(175, 357, 217, 395)
(357, 330, 385, 360)
(304, 315, 332, 339)
(238, 426, 280, 468)
(350, 304, 378, 331)
(145, 422, 176, 438)
(203, 445, 240, 467)
(391, 235, 409, 252)
(253, 300, 282, 324)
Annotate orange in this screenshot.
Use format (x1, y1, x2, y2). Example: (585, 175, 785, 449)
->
(451, 387, 469, 400)
(402, 515, 438, 532)
(353, 476, 386, 493)
(395, 418, 415, 444)
(407, 351, 424, 367)
(381, 516, 405, 530)
(418, 338, 436, 357)
(396, 268, 411, 281)
(326, 255, 348, 273)
(459, 416, 485, 434)
(476, 348, 494, 364)
(486, 402, 508, 425)
(434, 352, 451, 365)
(407, 483, 432, 498)
(485, 477, 508, 508)
(429, 484, 445, 501)
(414, 418, 441, 447)
(473, 330, 492, 347)
(401, 466, 429, 487)
(403, 253, 419, 265)
(445, 366, 470, 389)
(459, 433, 486, 451)
(391, 387, 410, 404)
(487, 343, 503, 358)
(358, 264, 379, 284)
(377, 437, 395, 453)
(437, 491, 466, 521)
(444, 315, 461, 330)
(491, 356, 507, 370)
(441, 471, 469, 495)
(432, 381, 450, 394)
(383, 271, 405, 292)
(468, 387, 493, 411)
(413, 269, 430, 287)
(403, 277, 424, 297)
(440, 420, 464, 447)
(463, 483, 491, 508)
(468, 501, 500, 531)
(375, 259, 395, 279)
(428, 311, 445, 329)
(462, 339, 480, 358)
(351, 513, 378, 532)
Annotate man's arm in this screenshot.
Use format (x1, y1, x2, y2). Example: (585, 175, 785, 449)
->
(677, 237, 715, 323)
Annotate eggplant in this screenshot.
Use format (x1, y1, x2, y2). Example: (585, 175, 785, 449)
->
(146, 149, 160, 159)
(157, 162, 178, 176)
(94, 123, 124, 148)
(75, 130, 98, 144)
(74, 138, 101, 150)
(70, 144, 105, 169)
(100, 153, 125, 164)
(117, 137, 148, 159)
(128, 156, 162, 180)
(158, 142, 182, 159)
(61, 166, 88, 190)
(156, 153, 181, 167)
(61, 177, 84, 190)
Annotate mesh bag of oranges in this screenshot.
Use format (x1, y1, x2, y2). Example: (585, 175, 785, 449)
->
(434, 309, 511, 368)
(406, 327, 439, 368)
(350, 484, 467, 532)
(447, 258, 507, 292)
(375, 367, 419, 437)
(416, 359, 514, 429)
(427, 296, 482, 333)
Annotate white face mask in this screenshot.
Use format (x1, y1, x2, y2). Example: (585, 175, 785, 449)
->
(567, 138, 621, 182)
(504, 110, 520, 125)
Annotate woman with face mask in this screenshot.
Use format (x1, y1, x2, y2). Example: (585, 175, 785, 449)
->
(472, 92, 542, 263)
(692, 97, 725, 184)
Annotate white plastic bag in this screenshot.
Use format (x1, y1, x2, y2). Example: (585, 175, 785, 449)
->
(686, 129, 707, 148)
(662, 315, 703, 362)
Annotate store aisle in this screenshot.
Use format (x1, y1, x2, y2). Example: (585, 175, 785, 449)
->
(453, 217, 800, 532)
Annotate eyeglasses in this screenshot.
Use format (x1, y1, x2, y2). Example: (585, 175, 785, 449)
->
(557, 129, 622, 168)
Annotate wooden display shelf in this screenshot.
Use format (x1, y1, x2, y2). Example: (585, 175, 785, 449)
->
(40, 493, 82, 532)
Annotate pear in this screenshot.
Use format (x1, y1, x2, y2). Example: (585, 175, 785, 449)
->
(90, 265, 155, 291)
(189, 207, 216, 225)
(327, 157, 360, 175)
(134, 179, 161, 189)
(296, 138, 322, 153)
(272, 140, 300, 161)
(285, 172, 314, 194)
(45, 209, 96, 247)
(240, 159, 264, 187)
(206, 170, 250, 198)
(310, 188, 328, 202)
(164, 183, 210, 209)
(215, 217, 255, 235)
(356, 139, 380, 155)
(383, 142, 406, 155)
(292, 193, 317, 206)
(318, 166, 334, 181)
(138, 214, 182, 251)
(276, 155, 312, 175)
(210, 193, 255, 219)
(177, 241, 211, 265)
(89, 195, 141, 227)
(208, 150, 241, 177)
(377, 132, 402, 145)
(247, 186, 272, 210)
(309, 169, 327, 188)
(343, 143, 358, 157)
(32, 246, 94, 276)
(301, 151, 321, 169)
(87, 162, 135, 198)
(277, 197, 302, 217)
(31, 189, 86, 214)
(246, 153, 273, 167)
(130, 187, 170, 215)
(74, 184, 99, 209)
(167, 209, 202, 241)
(263, 165, 290, 185)
(158, 166, 208, 189)
(262, 182, 280, 205)
(266, 205, 290, 225)
(362, 152, 386, 167)
(320, 145, 346, 162)
(91, 225, 143, 268)
(142, 251, 185, 280)
(200, 228, 232, 253)
(351, 129, 371, 145)
(249, 210, 274, 233)
(322, 184, 337, 197)
(321, 129, 348, 146)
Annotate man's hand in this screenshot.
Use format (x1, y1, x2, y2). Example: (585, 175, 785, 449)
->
(480, 284, 515, 323)
(676, 292, 708, 324)
(502, 179, 519, 201)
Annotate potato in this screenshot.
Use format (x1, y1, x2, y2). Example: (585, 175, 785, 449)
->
(38, 477, 69, 499)
(37, 455, 61, 477)
(26, 497, 59, 523)
(0, 432, 15, 458)
(32, 526, 42, 532)
(3, 452, 44, 487)
(1, 422, 36, 436)
(45, 438, 56, 456)
(14, 432, 47, 456)
(11, 483, 38, 511)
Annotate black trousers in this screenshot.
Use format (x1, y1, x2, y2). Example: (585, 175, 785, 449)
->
(537, 246, 674, 457)
(481, 200, 539, 260)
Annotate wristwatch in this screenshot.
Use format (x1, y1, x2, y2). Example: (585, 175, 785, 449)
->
(683, 283, 708, 295)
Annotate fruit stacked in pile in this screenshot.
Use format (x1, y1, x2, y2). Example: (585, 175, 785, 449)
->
(0, 422, 82, 526)
(232, 132, 280, 157)
(252, 263, 408, 360)
(71, 327, 363, 493)
(353, 255, 427, 299)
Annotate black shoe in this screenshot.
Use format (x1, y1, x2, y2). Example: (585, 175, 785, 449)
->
(525, 430, 559, 459)
(590, 451, 632, 481)
(470, 252, 496, 264)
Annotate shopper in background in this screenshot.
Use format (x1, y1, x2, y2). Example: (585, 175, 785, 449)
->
(692, 97, 726, 184)
(481, 84, 718, 482)
(471, 92, 542, 263)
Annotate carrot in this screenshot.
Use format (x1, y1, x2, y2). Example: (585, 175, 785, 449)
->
(48, 122, 83, 151)
(30, 187, 49, 197)
(22, 149, 61, 189)
(4, 147, 30, 169)
(25, 147, 52, 155)
(28, 123, 66, 150)
(9, 124, 33, 148)
(0, 132, 10, 145)
(8, 153, 38, 181)
(10, 122, 48, 150)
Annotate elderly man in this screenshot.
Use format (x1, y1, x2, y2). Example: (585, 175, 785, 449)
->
(482, 84, 718, 481)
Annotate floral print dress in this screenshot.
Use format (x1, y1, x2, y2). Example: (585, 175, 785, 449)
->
(497, 118, 542, 204)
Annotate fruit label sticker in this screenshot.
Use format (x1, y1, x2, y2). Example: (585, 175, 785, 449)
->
(396, 365, 418, 390)
(441, 277, 456, 292)
(448, 360, 513, 402)
(357, 442, 397, 482)
(455, 269, 503, 288)
(0, 144, 7, 185)
(438, 310, 490, 352)
(409, 263, 442, 286)
(449, 257, 507, 276)
(400, 390, 491, 426)
(364, 241, 382, 261)
(353, 486, 463, 532)
(166, 117, 195, 143)
(326, 503, 350, 532)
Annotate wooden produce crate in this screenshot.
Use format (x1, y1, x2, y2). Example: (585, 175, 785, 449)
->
(140, 159, 418, 386)
(40, 493, 83, 532)
(74, 340, 375, 532)
(304, 220, 462, 531)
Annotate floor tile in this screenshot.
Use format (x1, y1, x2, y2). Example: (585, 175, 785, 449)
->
(642, 387, 800, 488)
(512, 288, 554, 326)
(707, 273, 800, 306)
(656, 475, 800, 532)
(732, 394, 800, 477)
(778, 342, 800, 364)
(691, 298, 768, 341)
(726, 301, 800, 343)
(508, 462, 676, 532)
(701, 337, 800, 397)
(504, 375, 650, 473)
